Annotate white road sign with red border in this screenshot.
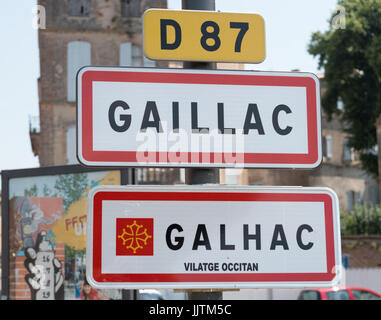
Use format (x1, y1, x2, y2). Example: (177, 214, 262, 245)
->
(76, 67, 321, 168)
(86, 185, 341, 289)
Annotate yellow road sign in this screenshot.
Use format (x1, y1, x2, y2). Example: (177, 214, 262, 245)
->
(143, 9, 265, 63)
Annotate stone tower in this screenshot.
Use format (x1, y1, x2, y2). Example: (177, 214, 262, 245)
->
(32, 0, 167, 166)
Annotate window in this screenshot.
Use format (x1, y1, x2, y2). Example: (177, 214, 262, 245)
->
(346, 190, 354, 211)
(66, 125, 78, 164)
(119, 43, 143, 66)
(352, 289, 380, 300)
(326, 290, 350, 300)
(179, 168, 185, 183)
(68, 0, 90, 17)
(121, 0, 141, 17)
(225, 169, 239, 185)
(297, 290, 321, 300)
(132, 45, 141, 66)
(120, 42, 132, 66)
(324, 135, 332, 159)
(135, 168, 183, 185)
(343, 137, 354, 161)
(346, 190, 361, 211)
(67, 41, 91, 102)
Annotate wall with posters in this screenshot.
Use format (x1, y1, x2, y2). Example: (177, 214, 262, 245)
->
(2, 166, 127, 300)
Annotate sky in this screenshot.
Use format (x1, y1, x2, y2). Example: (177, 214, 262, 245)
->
(0, 0, 339, 182)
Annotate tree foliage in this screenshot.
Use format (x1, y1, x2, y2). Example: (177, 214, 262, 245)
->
(308, 0, 381, 177)
(54, 173, 89, 214)
(341, 203, 381, 235)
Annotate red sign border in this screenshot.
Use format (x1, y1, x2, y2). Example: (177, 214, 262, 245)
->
(78, 68, 320, 167)
(91, 190, 337, 285)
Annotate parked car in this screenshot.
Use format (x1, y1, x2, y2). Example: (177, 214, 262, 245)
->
(298, 287, 381, 300)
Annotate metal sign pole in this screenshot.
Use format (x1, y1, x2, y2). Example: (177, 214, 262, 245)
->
(182, 0, 222, 301)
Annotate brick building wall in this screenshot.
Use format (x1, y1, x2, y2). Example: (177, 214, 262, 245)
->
(34, 0, 167, 166)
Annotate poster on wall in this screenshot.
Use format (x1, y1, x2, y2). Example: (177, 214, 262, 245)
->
(8, 169, 123, 300)
(10, 196, 64, 299)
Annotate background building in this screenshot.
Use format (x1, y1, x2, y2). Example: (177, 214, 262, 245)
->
(31, 0, 167, 167)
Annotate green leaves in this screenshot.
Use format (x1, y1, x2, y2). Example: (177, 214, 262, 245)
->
(54, 173, 89, 214)
(308, 0, 381, 177)
(341, 203, 381, 235)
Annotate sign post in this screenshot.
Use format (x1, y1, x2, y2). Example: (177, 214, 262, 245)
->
(181, 0, 222, 302)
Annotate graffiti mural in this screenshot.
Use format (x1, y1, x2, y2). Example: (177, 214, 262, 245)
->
(10, 197, 62, 254)
(24, 231, 64, 300)
(10, 196, 63, 300)
(8, 170, 123, 300)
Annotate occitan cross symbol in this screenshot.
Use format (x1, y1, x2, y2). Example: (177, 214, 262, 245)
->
(118, 220, 152, 254)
